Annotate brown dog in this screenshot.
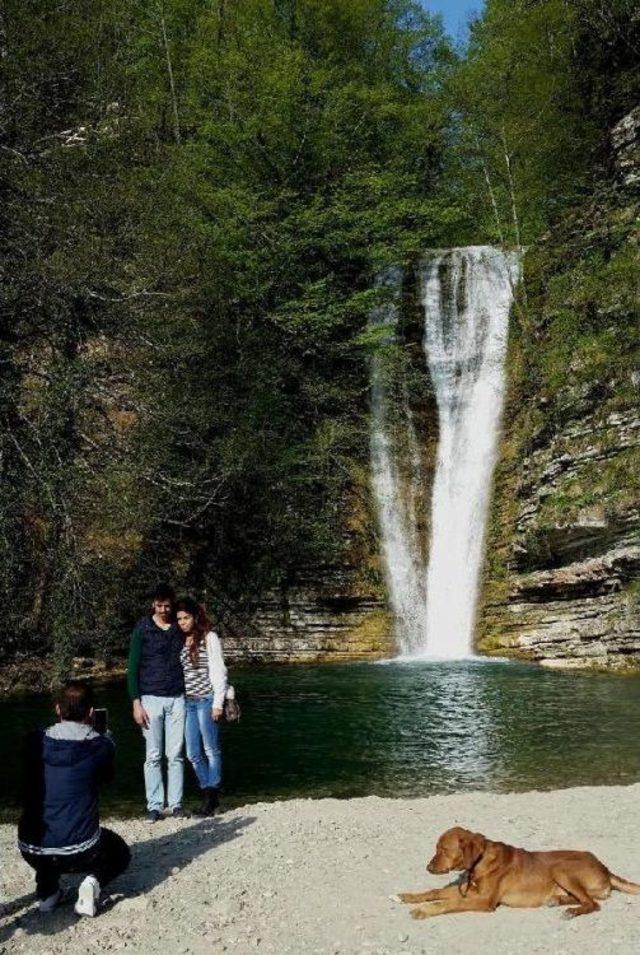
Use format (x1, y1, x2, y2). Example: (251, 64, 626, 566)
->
(395, 826, 640, 920)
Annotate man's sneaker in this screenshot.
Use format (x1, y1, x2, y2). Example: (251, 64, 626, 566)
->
(147, 809, 162, 823)
(38, 889, 62, 913)
(171, 807, 189, 819)
(74, 876, 100, 918)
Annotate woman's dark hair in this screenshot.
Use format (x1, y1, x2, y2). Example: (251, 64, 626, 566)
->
(57, 680, 95, 721)
(175, 596, 212, 663)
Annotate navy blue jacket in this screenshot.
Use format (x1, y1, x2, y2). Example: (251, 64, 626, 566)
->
(127, 615, 184, 699)
(18, 723, 114, 855)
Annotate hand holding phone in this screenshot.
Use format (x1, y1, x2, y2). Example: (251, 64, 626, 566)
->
(93, 708, 109, 734)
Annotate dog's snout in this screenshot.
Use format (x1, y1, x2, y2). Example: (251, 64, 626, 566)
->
(427, 852, 450, 874)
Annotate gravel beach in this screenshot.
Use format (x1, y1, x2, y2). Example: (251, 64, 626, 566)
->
(2, 784, 640, 955)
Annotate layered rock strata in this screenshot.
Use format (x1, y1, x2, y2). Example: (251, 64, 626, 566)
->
(478, 107, 640, 670)
(481, 492, 640, 669)
(223, 569, 393, 664)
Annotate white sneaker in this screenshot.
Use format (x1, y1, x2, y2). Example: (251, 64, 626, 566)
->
(38, 889, 62, 913)
(74, 875, 100, 917)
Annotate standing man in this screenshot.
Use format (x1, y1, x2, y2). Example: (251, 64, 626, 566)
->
(127, 583, 186, 821)
(18, 681, 130, 916)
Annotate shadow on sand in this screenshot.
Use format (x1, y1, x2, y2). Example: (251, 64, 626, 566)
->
(1, 812, 255, 945)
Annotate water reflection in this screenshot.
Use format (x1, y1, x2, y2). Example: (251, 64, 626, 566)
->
(378, 659, 506, 793)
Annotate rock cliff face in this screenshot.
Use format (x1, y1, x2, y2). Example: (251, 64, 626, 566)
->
(478, 108, 640, 670)
(223, 568, 393, 664)
(612, 105, 640, 189)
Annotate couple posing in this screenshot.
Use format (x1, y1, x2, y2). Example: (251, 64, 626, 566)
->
(127, 583, 227, 820)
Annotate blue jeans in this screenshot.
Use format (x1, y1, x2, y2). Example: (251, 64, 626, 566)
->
(141, 694, 185, 812)
(185, 696, 222, 790)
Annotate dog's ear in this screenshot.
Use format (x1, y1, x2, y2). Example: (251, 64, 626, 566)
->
(461, 832, 486, 871)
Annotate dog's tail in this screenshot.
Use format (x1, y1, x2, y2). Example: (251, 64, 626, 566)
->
(610, 872, 640, 894)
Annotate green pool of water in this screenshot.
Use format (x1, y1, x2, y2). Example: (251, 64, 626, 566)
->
(2, 658, 640, 818)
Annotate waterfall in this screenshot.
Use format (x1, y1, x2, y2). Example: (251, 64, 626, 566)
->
(369, 270, 427, 652)
(421, 247, 520, 658)
(370, 247, 520, 658)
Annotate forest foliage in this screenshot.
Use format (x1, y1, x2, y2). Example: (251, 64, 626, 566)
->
(1, 0, 638, 668)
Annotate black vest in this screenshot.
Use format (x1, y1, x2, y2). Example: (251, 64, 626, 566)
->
(138, 617, 185, 697)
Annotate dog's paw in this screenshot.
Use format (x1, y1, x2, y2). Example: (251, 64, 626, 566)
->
(562, 908, 579, 920)
(410, 907, 429, 920)
(388, 894, 402, 903)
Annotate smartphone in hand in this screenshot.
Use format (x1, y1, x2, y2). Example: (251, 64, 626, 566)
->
(93, 708, 109, 734)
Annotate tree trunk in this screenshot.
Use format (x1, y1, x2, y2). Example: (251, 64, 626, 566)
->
(159, 2, 181, 145)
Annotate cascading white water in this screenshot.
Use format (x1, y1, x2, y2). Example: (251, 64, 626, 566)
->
(369, 271, 427, 651)
(370, 246, 520, 658)
(421, 246, 520, 657)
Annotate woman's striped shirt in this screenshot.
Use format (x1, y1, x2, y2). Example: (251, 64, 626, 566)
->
(180, 640, 213, 698)
(179, 631, 228, 706)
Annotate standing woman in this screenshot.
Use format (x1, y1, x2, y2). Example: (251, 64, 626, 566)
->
(176, 597, 227, 816)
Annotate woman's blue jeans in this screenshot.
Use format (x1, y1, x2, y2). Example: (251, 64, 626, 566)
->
(184, 695, 222, 790)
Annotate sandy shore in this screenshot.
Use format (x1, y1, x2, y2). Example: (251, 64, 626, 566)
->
(2, 784, 640, 954)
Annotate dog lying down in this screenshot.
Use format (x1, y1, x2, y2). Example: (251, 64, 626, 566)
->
(393, 827, 640, 920)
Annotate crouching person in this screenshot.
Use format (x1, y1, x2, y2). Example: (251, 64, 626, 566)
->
(17, 680, 130, 917)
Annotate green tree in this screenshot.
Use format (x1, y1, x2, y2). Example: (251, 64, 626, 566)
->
(445, 0, 640, 245)
(1, 0, 454, 672)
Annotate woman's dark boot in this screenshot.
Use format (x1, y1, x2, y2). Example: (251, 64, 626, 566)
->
(195, 787, 219, 817)
(206, 787, 220, 815)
